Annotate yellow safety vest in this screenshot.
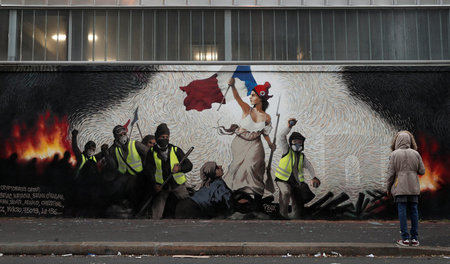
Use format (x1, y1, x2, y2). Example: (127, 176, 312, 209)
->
(153, 146, 186, 185)
(275, 149, 304, 182)
(115, 140, 143, 175)
(79, 153, 97, 172)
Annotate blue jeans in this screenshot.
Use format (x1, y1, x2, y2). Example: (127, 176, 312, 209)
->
(397, 202, 419, 240)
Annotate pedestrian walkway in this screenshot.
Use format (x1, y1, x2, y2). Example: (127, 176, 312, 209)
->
(0, 218, 448, 257)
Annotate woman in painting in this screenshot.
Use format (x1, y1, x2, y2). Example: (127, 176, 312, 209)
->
(219, 78, 276, 211)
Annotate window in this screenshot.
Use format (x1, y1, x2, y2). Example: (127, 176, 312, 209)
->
(3, 8, 449, 61)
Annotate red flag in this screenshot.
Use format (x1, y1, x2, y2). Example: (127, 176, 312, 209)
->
(180, 74, 225, 111)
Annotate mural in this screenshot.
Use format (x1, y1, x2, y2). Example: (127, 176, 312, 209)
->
(0, 65, 448, 219)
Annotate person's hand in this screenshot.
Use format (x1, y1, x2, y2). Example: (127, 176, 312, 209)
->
(72, 129, 79, 137)
(172, 163, 181, 173)
(288, 118, 297, 128)
(312, 177, 321, 188)
(155, 184, 162, 193)
(228, 78, 235, 86)
(269, 142, 276, 152)
(386, 191, 392, 199)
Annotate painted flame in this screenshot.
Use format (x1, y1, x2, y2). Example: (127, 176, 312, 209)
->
(3, 111, 73, 162)
(418, 134, 448, 192)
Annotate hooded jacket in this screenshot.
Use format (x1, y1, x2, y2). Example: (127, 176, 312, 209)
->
(386, 132, 426, 196)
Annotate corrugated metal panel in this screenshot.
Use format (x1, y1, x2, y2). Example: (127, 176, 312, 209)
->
(1, 0, 450, 7)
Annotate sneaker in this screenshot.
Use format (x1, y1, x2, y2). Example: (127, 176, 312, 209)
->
(410, 239, 420, 247)
(396, 239, 410, 246)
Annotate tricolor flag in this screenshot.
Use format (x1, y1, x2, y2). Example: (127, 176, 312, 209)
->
(180, 66, 257, 112)
(124, 107, 139, 134)
(130, 107, 139, 127)
(232, 65, 257, 96)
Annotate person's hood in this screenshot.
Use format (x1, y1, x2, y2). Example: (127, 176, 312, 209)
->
(395, 132, 411, 150)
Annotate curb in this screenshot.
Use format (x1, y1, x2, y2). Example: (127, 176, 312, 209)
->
(1, 242, 449, 257)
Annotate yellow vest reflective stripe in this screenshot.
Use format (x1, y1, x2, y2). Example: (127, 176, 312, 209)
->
(78, 154, 97, 172)
(115, 140, 143, 175)
(153, 146, 186, 185)
(275, 150, 304, 182)
(153, 147, 163, 184)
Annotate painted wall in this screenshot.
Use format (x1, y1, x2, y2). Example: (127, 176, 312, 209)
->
(0, 65, 448, 219)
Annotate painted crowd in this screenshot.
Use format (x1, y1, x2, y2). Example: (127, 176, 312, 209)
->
(63, 78, 325, 220)
(2, 65, 446, 228)
(39, 78, 422, 226)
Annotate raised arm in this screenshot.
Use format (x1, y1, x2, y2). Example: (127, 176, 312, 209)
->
(278, 118, 296, 156)
(228, 78, 250, 115)
(71, 129, 82, 163)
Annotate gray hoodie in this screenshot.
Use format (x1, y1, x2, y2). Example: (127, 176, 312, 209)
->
(386, 132, 426, 196)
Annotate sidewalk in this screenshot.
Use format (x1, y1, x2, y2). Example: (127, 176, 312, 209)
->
(0, 218, 449, 257)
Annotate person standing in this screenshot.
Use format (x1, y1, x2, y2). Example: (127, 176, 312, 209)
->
(219, 78, 276, 211)
(104, 125, 149, 213)
(144, 123, 193, 219)
(71, 129, 107, 176)
(386, 131, 425, 247)
(275, 118, 320, 219)
(71, 129, 109, 216)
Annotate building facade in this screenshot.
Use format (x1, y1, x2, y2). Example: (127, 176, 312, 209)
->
(1, 0, 449, 62)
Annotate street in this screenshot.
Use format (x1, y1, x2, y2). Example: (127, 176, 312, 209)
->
(0, 255, 449, 264)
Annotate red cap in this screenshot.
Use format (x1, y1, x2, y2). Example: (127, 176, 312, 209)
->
(253, 82, 272, 100)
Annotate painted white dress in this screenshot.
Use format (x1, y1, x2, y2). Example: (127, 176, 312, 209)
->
(224, 109, 272, 197)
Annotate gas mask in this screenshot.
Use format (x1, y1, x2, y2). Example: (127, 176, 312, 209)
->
(157, 138, 169, 150)
(291, 144, 303, 152)
(86, 149, 95, 157)
(118, 135, 128, 145)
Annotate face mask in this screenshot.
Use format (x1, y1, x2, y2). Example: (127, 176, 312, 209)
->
(118, 135, 128, 145)
(157, 139, 169, 150)
(86, 150, 95, 157)
(291, 144, 303, 152)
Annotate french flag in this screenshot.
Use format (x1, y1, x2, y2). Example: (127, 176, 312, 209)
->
(180, 66, 257, 112)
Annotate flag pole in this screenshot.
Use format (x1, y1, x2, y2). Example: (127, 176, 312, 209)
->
(217, 85, 231, 111)
(265, 96, 281, 193)
(136, 123, 144, 140)
(129, 125, 134, 138)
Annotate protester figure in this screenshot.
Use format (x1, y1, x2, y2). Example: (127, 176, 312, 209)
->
(175, 161, 232, 219)
(22, 158, 38, 186)
(53, 151, 73, 191)
(386, 131, 425, 247)
(71, 129, 108, 177)
(144, 123, 193, 219)
(3, 153, 19, 185)
(142, 135, 156, 148)
(104, 125, 149, 213)
(219, 78, 276, 211)
(275, 118, 320, 219)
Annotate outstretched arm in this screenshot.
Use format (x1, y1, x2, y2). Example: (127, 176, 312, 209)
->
(228, 78, 250, 115)
(71, 129, 82, 163)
